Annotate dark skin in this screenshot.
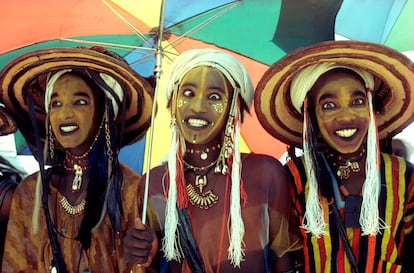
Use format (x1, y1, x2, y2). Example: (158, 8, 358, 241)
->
(123, 217, 158, 269)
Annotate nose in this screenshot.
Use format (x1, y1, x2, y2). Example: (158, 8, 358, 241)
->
(336, 107, 356, 122)
(59, 105, 75, 119)
(190, 94, 207, 113)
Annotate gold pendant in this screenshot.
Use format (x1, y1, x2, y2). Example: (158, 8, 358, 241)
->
(187, 184, 218, 209)
(195, 175, 207, 192)
(337, 161, 360, 180)
(72, 164, 83, 191)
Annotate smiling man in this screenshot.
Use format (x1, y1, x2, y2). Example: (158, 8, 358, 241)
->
(255, 40, 414, 273)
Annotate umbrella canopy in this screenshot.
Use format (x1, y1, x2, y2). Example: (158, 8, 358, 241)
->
(1, 0, 413, 174)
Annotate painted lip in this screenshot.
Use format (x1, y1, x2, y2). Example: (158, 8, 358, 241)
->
(59, 122, 79, 136)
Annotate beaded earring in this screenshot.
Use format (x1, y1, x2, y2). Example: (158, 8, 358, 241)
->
(48, 124, 55, 160)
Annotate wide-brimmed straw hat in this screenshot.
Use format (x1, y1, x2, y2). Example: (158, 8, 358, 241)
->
(0, 103, 16, 136)
(254, 40, 414, 147)
(0, 46, 154, 149)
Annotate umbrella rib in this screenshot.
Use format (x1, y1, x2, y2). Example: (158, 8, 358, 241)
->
(60, 38, 154, 54)
(102, 0, 156, 48)
(167, 1, 240, 48)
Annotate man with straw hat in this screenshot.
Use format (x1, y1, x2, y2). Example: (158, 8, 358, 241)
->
(0, 46, 158, 272)
(255, 40, 414, 273)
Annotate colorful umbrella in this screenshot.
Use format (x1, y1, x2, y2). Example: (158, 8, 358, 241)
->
(1, 0, 413, 175)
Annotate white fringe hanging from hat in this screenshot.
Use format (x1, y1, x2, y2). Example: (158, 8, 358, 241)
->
(227, 104, 245, 266)
(359, 91, 388, 235)
(301, 102, 327, 238)
(162, 122, 184, 261)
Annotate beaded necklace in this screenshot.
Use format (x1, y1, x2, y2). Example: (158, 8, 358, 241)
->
(186, 144, 221, 160)
(63, 125, 101, 192)
(184, 158, 219, 209)
(325, 146, 366, 180)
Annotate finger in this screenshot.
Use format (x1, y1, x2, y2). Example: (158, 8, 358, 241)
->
(134, 217, 145, 229)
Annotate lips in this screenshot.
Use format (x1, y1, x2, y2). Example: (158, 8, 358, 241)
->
(335, 128, 357, 138)
(59, 123, 79, 135)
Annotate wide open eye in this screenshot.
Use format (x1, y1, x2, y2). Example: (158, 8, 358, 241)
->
(322, 101, 336, 110)
(209, 93, 221, 101)
(182, 89, 194, 97)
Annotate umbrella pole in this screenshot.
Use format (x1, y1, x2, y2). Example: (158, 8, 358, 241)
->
(132, 0, 166, 272)
(141, 0, 166, 226)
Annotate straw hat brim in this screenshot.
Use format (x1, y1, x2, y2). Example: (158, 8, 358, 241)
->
(254, 40, 414, 147)
(0, 105, 16, 136)
(0, 47, 154, 149)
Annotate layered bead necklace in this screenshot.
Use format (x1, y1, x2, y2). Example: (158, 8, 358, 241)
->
(62, 125, 101, 193)
(184, 144, 221, 209)
(60, 149, 91, 217)
(63, 149, 91, 192)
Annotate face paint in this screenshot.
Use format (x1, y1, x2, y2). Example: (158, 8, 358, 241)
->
(177, 99, 186, 108)
(175, 66, 234, 145)
(49, 74, 98, 156)
(311, 70, 369, 155)
(211, 100, 226, 114)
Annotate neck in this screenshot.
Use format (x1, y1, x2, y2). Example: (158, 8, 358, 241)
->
(325, 144, 366, 163)
(64, 149, 90, 170)
(184, 141, 222, 167)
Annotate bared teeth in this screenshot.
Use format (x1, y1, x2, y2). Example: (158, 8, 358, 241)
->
(336, 128, 357, 137)
(188, 118, 208, 127)
(60, 125, 78, 132)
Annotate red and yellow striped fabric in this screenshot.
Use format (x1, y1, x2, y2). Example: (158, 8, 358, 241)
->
(287, 153, 414, 273)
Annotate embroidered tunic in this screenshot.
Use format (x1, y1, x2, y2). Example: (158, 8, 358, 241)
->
(286, 153, 414, 273)
(146, 153, 301, 273)
(2, 164, 145, 273)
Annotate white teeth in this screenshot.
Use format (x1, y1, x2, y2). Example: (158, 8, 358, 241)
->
(187, 118, 208, 127)
(60, 125, 78, 133)
(336, 128, 357, 138)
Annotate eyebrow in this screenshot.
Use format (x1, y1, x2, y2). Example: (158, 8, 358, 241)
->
(50, 91, 92, 100)
(180, 82, 226, 93)
(318, 89, 366, 102)
(318, 93, 336, 102)
(352, 90, 366, 97)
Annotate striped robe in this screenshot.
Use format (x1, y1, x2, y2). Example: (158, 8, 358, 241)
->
(286, 153, 414, 273)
